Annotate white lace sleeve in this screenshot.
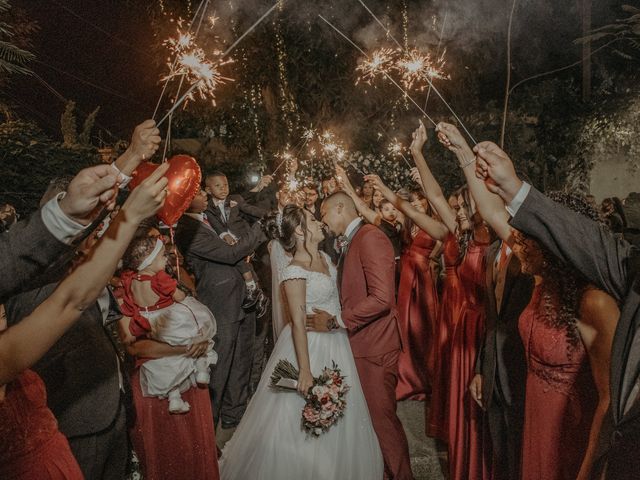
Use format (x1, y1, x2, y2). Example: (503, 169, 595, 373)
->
(281, 265, 309, 283)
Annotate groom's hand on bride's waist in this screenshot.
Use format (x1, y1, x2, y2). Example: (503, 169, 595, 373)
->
(306, 308, 338, 332)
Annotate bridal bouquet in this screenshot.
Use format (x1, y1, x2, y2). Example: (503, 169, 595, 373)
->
(270, 359, 350, 437)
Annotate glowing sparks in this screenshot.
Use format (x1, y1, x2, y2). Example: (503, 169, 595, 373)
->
(356, 48, 395, 85)
(162, 27, 234, 106)
(302, 127, 316, 142)
(387, 139, 404, 156)
(395, 48, 448, 91)
(355, 47, 448, 91)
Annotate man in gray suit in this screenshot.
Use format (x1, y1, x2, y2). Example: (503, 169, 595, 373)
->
(475, 141, 640, 479)
(471, 239, 533, 480)
(175, 190, 266, 428)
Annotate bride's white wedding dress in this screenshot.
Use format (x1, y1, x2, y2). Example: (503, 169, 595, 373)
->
(219, 253, 383, 480)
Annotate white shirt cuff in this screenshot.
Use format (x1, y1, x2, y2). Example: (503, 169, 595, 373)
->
(220, 231, 238, 241)
(40, 192, 88, 245)
(111, 163, 132, 188)
(335, 312, 346, 329)
(506, 182, 531, 217)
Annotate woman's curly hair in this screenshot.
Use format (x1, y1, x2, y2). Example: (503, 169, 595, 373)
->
(263, 205, 313, 260)
(533, 191, 606, 353)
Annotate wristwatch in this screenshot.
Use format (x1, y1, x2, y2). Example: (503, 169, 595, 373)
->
(327, 316, 338, 331)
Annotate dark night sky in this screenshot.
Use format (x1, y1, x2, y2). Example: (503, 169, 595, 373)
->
(9, 0, 162, 141)
(5, 0, 627, 143)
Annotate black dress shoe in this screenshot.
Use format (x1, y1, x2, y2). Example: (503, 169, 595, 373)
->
(241, 287, 259, 309)
(256, 290, 270, 318)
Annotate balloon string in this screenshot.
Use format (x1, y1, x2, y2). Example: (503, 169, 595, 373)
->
(169, 227, 181, 282)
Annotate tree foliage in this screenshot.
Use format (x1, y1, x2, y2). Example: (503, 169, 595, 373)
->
(0, 0, 34, 76)
(0, 120, 99, 213)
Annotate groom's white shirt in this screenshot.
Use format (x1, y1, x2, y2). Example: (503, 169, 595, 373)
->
(334, 218, 362, 329)
(344, 218, 362, 240)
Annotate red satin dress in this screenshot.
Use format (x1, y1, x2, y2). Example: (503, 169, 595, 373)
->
(447, 238, 492, 480)
(396, 230, 439, 401)
(0, 370, 83, 479)
(120, 270, 220, 480)
(519, 285, 597, 480)
(427, 234, 464, 440)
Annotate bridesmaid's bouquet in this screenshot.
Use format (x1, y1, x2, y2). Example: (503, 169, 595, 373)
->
(270, 359, 351, 437)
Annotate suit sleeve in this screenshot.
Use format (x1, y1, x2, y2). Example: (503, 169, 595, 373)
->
(233, 194, 267, 221)
(510, 187, 633, 302)
(341, 228, 396, 330)
(186, 222, 265, 265)
(0, 210, 72, 303)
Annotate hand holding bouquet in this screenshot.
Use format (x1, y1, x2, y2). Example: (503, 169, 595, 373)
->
(270, 359, 350, 437)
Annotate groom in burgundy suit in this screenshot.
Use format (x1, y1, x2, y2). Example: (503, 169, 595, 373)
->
(308, 191, 413, 480)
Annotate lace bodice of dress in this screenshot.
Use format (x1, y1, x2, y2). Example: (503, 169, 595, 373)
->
(281, 253, 342, 318)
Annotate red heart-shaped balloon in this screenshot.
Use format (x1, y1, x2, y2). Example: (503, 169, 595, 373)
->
(130, 155, 202, 226)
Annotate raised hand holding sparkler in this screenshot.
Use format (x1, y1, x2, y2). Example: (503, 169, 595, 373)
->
(436, 122, 474, 160)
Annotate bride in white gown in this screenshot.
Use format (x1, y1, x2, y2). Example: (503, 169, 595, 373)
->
(219, 205, 383, 480)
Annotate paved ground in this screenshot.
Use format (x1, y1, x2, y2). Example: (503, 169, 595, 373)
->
(217, 399, 448, 479)
(397, 400, 447, 480)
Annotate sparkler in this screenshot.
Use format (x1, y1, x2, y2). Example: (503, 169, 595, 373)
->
(395, 48, 448, 91)
(356, 48, 395, 85)
(351, 0, 476, 145)
(318, 15, 437, 127)
(152, 0, 210, 119)
(156, 1, 280, 126)
(387, 139, 412, 169)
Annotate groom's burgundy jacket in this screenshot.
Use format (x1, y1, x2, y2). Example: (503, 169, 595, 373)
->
(339, 224, 402, 358)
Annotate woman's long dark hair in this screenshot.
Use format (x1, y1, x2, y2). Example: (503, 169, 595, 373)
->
(534, 191, 606, 352)
(453, 186, 474, 263)
(263, 205, 314, 264)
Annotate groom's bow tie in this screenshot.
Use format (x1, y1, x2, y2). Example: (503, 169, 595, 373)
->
(335, 235, 349, 253)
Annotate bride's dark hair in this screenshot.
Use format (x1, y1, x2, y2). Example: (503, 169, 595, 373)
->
(263, 204, 311, 257)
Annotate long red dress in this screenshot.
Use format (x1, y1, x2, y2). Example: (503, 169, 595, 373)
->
(0, 370, 83, 479)
(447, 238, 492, 480)
(396, 230, 439, 401)
(519, 285, 597, 480)
(129, 364, 219, 480)
(427, 234, 464, 440)
(121, 270, 220, 480)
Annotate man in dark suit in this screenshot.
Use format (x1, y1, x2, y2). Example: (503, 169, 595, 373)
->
(205, 172, 268, 312)
(5, 285, 127, 480)
(471, 239, 534, 480)
(475, 141, 640, 479)
(175, 190, 266, 428)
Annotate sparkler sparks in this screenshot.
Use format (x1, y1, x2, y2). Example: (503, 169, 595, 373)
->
(162, 47, 233, 105)
(395, 48, 448, 91)
(355, 48, 395, 85)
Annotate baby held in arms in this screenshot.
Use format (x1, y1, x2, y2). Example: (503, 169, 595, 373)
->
(119, 235, 217, 414)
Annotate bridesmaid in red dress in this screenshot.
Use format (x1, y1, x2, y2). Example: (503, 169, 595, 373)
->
(366, 180, 449, 401)
(510, 193, 618, 480)
(412, 122, 493, 480)
(428, 208, 465, 440)
(445, 188, 492, 480)
(117, 234, 219, 480)
(0, 371, 83, 480)
(439, 120, 619, 480)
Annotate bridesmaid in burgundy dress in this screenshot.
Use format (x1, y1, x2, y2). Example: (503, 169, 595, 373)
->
(0, 370, 83, 480)
(365, 178, 449, 401)
(412, 122, 493, 480)
(439, 119, 618, 480)
(511, 193, 618, 480)
(445, 189, 492, 480)
(428, 202, 465, 441)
